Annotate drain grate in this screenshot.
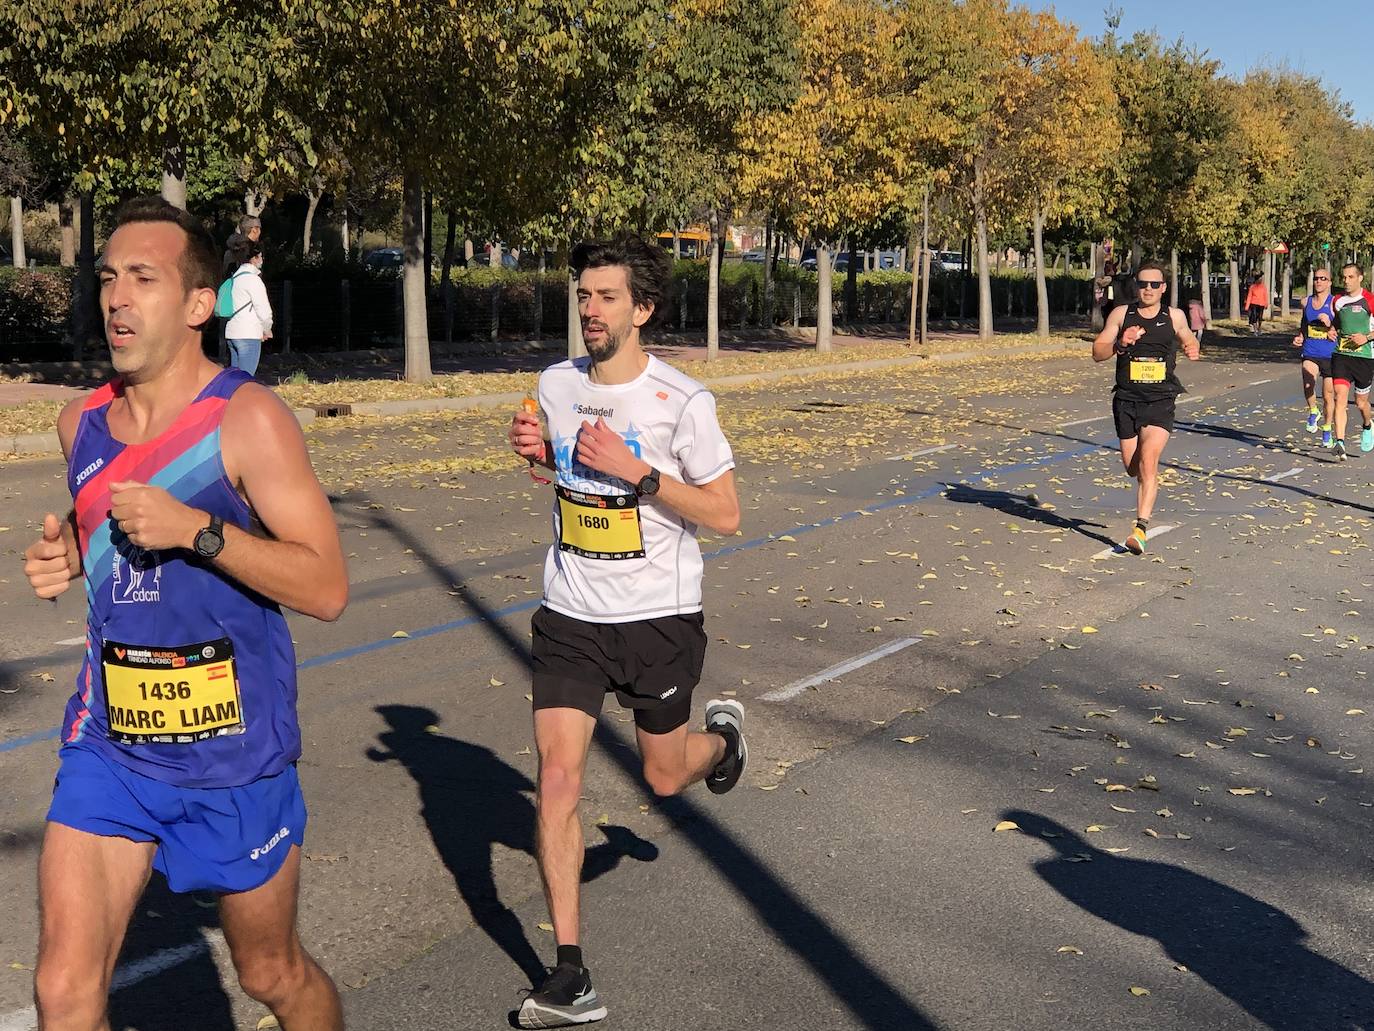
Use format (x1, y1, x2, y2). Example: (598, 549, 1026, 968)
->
(311, 403, 353, 417)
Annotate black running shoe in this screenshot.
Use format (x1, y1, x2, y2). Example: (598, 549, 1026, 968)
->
(518, 963, 607, 1028)
(705, 698, 747, 795)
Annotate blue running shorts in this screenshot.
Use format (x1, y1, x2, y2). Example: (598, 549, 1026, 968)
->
(47, 744, 306, 894)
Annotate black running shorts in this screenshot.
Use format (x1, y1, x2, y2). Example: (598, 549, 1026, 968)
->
(1331, 352, 1374, 394)
(1302, 354, 1333, 379)
(530, 606, 707, 734)
(1112, 395, 1176, 439)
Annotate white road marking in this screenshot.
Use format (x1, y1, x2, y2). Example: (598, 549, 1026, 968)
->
(0, 932, 227, 1030)
(1060, 415, 1109, 428)
(762, 639, 920, 702)
(1249, 378, 1273, 386)
(53, 636, 85, 647)
(1264, 467, 1303, 483)
(1178, 395, 1205, 406)
(887, 443, 954, 462)
(1091, 524, 1179, 561)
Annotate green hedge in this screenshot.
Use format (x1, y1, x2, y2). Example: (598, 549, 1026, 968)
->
(0, 267, 73, 362)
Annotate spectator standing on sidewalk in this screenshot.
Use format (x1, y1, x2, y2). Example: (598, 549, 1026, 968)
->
(1246, 273, 1269, 336)
(225, 241, 272, 376)
(222, 216, 262, 278)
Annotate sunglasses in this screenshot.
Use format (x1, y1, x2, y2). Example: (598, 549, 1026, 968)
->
(1315, 275, 1330, 281)
(1135, 280, 1165, 289)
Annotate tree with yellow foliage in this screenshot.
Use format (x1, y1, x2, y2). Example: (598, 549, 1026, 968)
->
(738, 0, 907, 351)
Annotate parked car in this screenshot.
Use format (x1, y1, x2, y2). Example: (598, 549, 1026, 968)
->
(799, 250, 850, 273)
(470, 250, 519, 269)
(362, 247, 404, 272)
(741, 248, 768, 263)
(936, 250, 966, 273)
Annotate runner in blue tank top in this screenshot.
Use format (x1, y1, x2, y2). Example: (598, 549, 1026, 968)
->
(22, 197, 349, 1030)
(1292, 268, 1337, 447)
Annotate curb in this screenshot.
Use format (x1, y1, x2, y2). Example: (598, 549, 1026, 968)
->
(2, 340, 1083, 458)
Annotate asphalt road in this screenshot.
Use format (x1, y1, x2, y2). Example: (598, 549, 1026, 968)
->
(2, 331, 1373, 1030)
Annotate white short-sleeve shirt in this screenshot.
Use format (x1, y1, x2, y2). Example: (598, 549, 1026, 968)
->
(537, 354, 735, 623)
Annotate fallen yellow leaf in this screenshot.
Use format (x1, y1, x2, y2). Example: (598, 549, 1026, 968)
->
(1129, 986, 1151, 997)
(993, 820, 1019, 832)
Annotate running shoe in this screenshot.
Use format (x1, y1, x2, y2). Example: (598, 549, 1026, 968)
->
(1307, 410, 1321, 433)
(705, 699, 747, 795)
(1361, 424, 1373, 453)
(1123, 525, 1147, 555)
(518, 963, 607, 1028)
(1322, 428, 1334, 448)
(1335, 439, 1348, 462)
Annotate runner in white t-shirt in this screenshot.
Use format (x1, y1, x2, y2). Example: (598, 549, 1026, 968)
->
(508, 235, 745, 1029)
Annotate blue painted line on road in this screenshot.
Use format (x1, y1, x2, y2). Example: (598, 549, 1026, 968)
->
(0, 384, 1307, 756)
(0, 728, 60, 754)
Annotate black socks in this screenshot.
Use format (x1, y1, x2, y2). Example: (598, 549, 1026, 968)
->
(1135, 517, 1149, 532)
(557, 944, 584, 970)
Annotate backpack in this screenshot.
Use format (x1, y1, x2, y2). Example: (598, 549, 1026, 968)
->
(214, 269, 252, 320)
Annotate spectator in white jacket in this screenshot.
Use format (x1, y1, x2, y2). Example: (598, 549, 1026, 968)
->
(224, 241, 273, 376)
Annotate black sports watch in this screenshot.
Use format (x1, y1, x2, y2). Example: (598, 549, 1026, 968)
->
(635, 467, 661, 498)
(193, 514, 226, 560)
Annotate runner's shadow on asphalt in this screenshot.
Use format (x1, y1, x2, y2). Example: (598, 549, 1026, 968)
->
(107, 875, 235, 1031)
(940, 483, 1116, 548)
(1002, 810, 1374, 1030)
(1173, 419, 1308, 458)
(366, 704, 659, 986)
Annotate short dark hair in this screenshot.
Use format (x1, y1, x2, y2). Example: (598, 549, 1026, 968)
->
(571, 234, 672, 321)
(113, 196, 220, 296)
(1343, 261, 1364, 277)
(1135, 259, 1167, 281)
(231, 239, 263, 267)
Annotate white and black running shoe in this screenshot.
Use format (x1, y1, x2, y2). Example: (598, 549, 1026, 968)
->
(705, 698, 748, 795)
(518, 963, 607, 1028)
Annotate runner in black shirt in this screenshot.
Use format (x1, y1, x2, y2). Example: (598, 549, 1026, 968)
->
(1091, 259, 1201, 554)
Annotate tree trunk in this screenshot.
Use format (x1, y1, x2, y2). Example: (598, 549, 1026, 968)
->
(761, 215, 773, 328)
(423, 190, 434, 288)
(440, 210, 456, 287)
(400, 167, 432, 383)
(975, 205, 993, 341)
(844, 239, 859, 322)
(1306, 262, 1314, 299)
(816, 244, 833, 353)
(907, 219, 919, 347)
(1032, 204, 1049, 341)
(464, 238, 474, 265)
(161, 141, 187, 210)
(340, 193, 351, 255)
(672, 224, 681, 261)
(567, 259, 586, 359)
(707, 211, 721, 360)
(245, 189, 266, 216)
(919, 186, 931, 347)
(1200, 251, 1212, 326)
(9, 196, 24, 268)
(490, 240, 503, 269)
(1228, 253, 1241, 320)
(71, 190, 100, 359)
(533, 250, 546, 340)
(58, 195, 75, 267)
(1091, 242, 1103, 332)
(1170, 247, 1179, 306)
(302, 188, 321, 257)
(1281, 253, 1291, 318)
